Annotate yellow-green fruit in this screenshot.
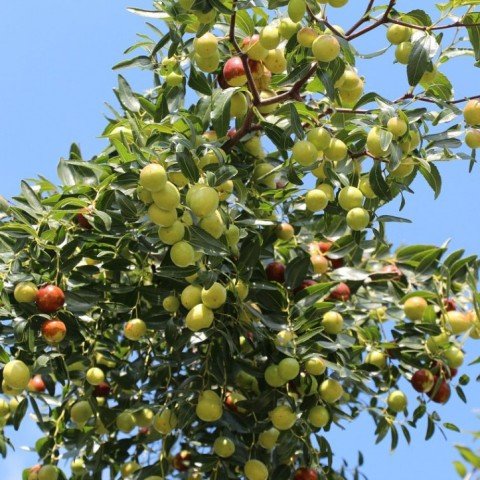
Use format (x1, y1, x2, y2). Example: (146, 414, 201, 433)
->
(198, 150, 219, 170)
(244, 460, 268, 480)
(2, 380, 22, 396)
(305, 189, 329, 212)
(386, 24, 412, 44)
(139, 164, 167, 192)
(165, 72, 183, 87)
(181, 284, 202, 310)
(307, 127, 331, 151)
(312, 34, 340, 63)
(170, 241, 195, 267)
(312, 162, 327, 179)
(196, 390, 222, 422)
(465, 129, 480, 148)
(425, 332, 450, 353)
(264, 365, 286, 387)
(194, 32, 218, 57)
(116, 411, 136, 433)
(346, 207, 370, 231)
(137, 186, 153, 204)
(445, 346, 464, 368)
(70, 401, 93, 424)
(217, 180, 234, 200)
(287, 0, 306, 22)
(121, 462, 140, 478)
(230, 92, 248, 118)
(153, 408, 178, 434)
(86, 367, 105, 386)
(305, 357, 326, 376)
(134, 408, 154, 428)
(124, 318, 147, 341)
(275, 329, 296, 346)
(71, 458, 87, 476)
(387, 390, 407, 412)
(444, 311, 472, 334)
(189, 186, 219, 217)
(242, 35, 269, 61)
(387, 117, 408, 138)
(253, 163, 276, 188)
(163, 295, 180, 313)
(324, 138, 347, 161)
(245, 135, 265, 158)
(279, 18, 300, 39)
(201, 282, 227, 309)
(278, 358, 300, 381)
(335, 69, 361, 91)
(319, 379, 343, 403)
(169, 171, 189, 188)
(258, 90, 279, 114)
(148, 204, 177, 227)
(366, 127, 389, 157)
(329, 0, 348, 6)
(316, 183, 334, 201)
(3, 360, 30, 390)
(200, 210, 225, 239)
(395, 42, 412, 64)
(38, 465, 59, 480)
(263, 49, 287, 74)
(297, 27, 318, 47)
(213, 437, 235, 458)
(308, 405, 330, 428)
(390, 159, 415, 178)
(292, 140, 318, 166)
(269, 405, 296, 430)
(14, 282, 38, 303)
(365, 350, 387, 369)
(158, 220, 185, 245)
(322, 311, 344, 334)
(231, 279, 249, 300)
(403, 296, 428, 321)
(464, 99, 480, 126)
(258, 427, 280, 449)
(339, 81, 364, 106)
(260, 26, 281, 50)
(152, 181, 180, 210)
(186, 304, 214, 331)
(338, 186, 364, 210)
(359, 176, 376, 199)
(0, 399, 9, 417)
(195, 51, 220, 73)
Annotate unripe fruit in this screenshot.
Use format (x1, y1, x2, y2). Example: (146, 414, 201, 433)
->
(265, 365, 286, 387)
(308, 405, 330, 428)
(263, 49, 287, 74)
(70, 400, 93, 424)
(365, 350, 386, 369)
(189, 186, 219, 217)
(260, 26, 281, 49)
(411, 369, 435, 392)
(386, 24, 412, 44)
(335, 69, 361, 91)
(36, 285, 65, 314)
(311, 254, 329, 274)
(444, 311, 471, 334)
(305, 189, 328, 212)
(158, 220, 185, 245)
(152, 181, 180, 210)
(324, 138, 347, 161)
(181, 284, 202, 309)
(230, 278, 249, 300)
(269, 404, 297, 430)
(230, 92, 248, 118)
(395, 42, 412, 64)
(279, 18, 300, 39)
(297, 27, 318, 47)
(153, 408, 178, 434)
(426, 332, 450, 353)
(86, 367, 105, 386)
(38, 465, 59, 480)
(305, 357, 326, 376)
(322, 311, 344, 334)
(213, 437, 235, 457)
(196, 390, 222, 422)
(201, 282, 227, 309)
(329, 0, 348, 6)
(444, 346, 464, 368)
(276, 222, 294, 241)
(387, 117, 407, 138)
(403, 296, 428, 321)
(124, 318, 146, 341)
(134, 408, 154, 428)
(165, 72, 183, 87)
(194, 32, 218, 57)
(163, 295, 180, 313)
(307, 127, 331, 150)
(3, 360, 30, 390)
(169, 171, 188, 188)
(366, 127, 389, 157)
(292, 140, 318, 166)
(387, 390, 407, 412)
(241, 35, 268, 61)
(170, 241, 195, 267)
(244, 460, 268, 480)
(200, 210, 225, 239)
(148, 204, 177, 227)
(195, 51, 220, 73)
(223, 57, 247, 87)
(278, 358, 300, 381)
(71, 458, 87, 476)
(185, 304, 214, 331)
(358, 176, 376, 199)
(346, 207, 370, 231)
(390, 159, 415, 178)
(14, 282, 38, 303)
(288, 0, 306, 22)
(139, 163, 167, 192)
(338, 186, 363, 211)
(116, 411, 136, 433)
(319, 379, 343, 403)
(465, 129, 480, 148)
(464, 99, 480, 126)
(2, 379, 23, 396)
(258, 427, 280, 449)
(339, 81, 364, 106)
(312, 35, 340, 63)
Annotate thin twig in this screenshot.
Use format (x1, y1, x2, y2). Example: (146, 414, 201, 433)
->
(345, 0, 376, 36)
(346, 0, 396, 41)
(222, 109, 255, 152)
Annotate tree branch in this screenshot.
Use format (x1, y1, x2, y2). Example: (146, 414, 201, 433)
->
(345, 0, 376, 37)
(307, 5, 346, 39)
(346, 0, 396, 41)
(221, 109, 256, 152)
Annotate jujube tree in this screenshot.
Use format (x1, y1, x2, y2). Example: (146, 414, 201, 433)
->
(1, 1, 480, 479)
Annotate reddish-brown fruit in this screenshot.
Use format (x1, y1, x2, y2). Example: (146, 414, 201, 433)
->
(248, 59, 263, 79)
(411, 369, 435, 393)
(41, 318, 67, 343)
(224, 392, 238, 413)
(172, 451, 191, 472)
(28, 374, 46, 393)
(223, 57, 247, 86)
(294, 279, 317, 294)
(138, 427, 150, 435)
(36, 285, 65, 313)
(428, 378, 451, 404)
(318, 241, 332, 253)
(93, 381, 111, 397)
(328, 282, 351, 301)
(227, 128, 237, 138)
(443, 298, 457, 312)
(266, 261, 286, 283)
(217, 72, 229, 89)
(75, 211, 92, 230)
(328, 257, 344, 269)
(294, 468, 319, 480)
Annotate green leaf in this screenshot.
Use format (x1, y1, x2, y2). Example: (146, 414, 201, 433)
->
(463, 13, 480, 64)
(285, 255, 311, 289)
(188, 65, 212, 96)
(20, 181, 43, 211)
(408, 37, 432, 86)
(211, 88, 236, 138)
(112, 55, 152, 70)
(369, 161, 391, 200)
(176, 148, 200, 182)
(456, 445, 480, 468)
(117, 75, 141, 113)
(419, 163, 442, 199)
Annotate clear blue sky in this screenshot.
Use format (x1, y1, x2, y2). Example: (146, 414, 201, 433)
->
(1, 1, 479, 478)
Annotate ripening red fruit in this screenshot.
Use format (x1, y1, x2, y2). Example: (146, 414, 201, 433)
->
(328, 282, 350, 301)
(41, 318, 67, 344)
(172, 451, 191, 472)
(443, 298, 457, 312)
(266, 261, 286, 283)
(223, 57, 247, 87)
(318, 241, 332, 253)
(93, 381, 111, 397)
(328, 257, 344, 269)
(75, 212, 92, 230)
(411, 369, 435, 393)
(428, 378, 451, 404)
(36, 285, 65, 313)
(294, 468, 319, 480)
(28, 374, 46, 393)
(138, 426, 150, 435)
(294, 279, 317, 294)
